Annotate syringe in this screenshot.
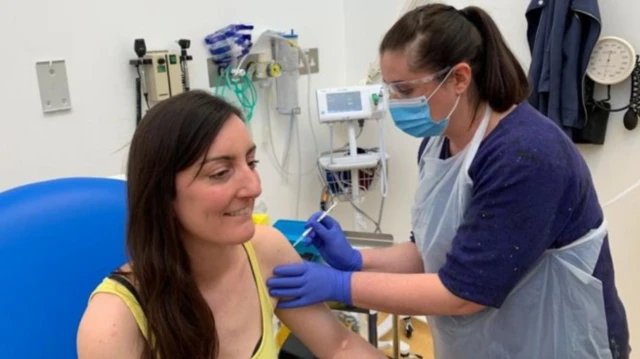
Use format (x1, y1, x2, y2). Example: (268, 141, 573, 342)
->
(292, 201, 338, 248)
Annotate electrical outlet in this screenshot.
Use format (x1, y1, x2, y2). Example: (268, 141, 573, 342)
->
(299, 48, 319, 74)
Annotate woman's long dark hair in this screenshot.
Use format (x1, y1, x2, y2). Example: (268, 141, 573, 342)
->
(126, 90, 243, 358)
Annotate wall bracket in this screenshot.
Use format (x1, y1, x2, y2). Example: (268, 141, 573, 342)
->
(35, 60, 72, 114)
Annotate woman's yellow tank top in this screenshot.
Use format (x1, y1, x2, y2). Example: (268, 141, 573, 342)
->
(89, 242, 277, 358)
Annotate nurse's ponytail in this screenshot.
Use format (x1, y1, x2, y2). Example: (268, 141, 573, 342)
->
(380, 4, 530, 113)
(460, 6, 530, 112)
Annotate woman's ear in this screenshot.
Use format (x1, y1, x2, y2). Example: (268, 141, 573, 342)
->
(451, 63, 473, 95)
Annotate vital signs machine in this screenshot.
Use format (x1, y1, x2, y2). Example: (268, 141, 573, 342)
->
(316, 84, 389, 230)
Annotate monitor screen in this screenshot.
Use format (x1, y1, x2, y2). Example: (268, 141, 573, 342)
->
(326, 91, 362, 113)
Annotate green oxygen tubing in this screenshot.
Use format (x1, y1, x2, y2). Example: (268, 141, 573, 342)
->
(214, 64, 258, 122)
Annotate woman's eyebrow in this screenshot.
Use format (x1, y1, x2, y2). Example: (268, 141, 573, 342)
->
(203, 154, 233, 163)
(203, 144, 257, 163)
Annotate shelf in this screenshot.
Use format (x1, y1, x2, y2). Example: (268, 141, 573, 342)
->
(318, 153, 389, 171)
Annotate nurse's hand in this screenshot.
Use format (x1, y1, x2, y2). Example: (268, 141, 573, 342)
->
(267, 261, 352, 309)
(305, 212, 363, 271)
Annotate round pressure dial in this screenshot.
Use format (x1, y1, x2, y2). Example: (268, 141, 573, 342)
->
(587, 36, 636, 85)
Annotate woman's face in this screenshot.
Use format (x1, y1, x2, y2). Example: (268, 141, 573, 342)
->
(380, 50, 458, 122)
(173, 115, 261, 246)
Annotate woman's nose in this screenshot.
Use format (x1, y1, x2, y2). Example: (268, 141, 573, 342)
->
(238, 168, 261, 198)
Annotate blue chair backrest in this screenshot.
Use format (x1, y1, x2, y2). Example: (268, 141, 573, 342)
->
(0, 177, 128, 359)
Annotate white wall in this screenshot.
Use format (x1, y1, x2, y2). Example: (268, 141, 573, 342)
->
(0, 0, 348, 223)
(344, 0, 639, 353)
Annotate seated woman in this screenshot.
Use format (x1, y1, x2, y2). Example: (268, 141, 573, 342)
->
(76, 91, 384, 359)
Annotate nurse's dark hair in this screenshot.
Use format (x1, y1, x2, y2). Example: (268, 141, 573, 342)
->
(379, 3, 529, 113)
(125, 90, 243, 359)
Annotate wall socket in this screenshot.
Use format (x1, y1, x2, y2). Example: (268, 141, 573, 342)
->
(299, 48, 319, 75)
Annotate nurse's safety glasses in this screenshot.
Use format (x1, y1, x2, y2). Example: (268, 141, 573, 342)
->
(382, 67, 451, 98)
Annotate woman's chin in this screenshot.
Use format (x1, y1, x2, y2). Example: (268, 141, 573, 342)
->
(232, 220, 257, 244)
(201, 216, 256, 246)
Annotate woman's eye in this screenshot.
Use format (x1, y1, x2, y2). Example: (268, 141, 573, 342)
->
(209, 170, 229, 180)
(206, 160, 258, 180)
(397, 87, 413, 96)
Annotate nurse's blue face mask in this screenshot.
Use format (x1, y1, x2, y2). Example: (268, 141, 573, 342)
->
(385, 67, 461, 138)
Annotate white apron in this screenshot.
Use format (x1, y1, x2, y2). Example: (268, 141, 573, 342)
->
(411, 106, 612, 358)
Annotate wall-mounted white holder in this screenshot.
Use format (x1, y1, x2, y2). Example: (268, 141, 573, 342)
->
(35, 60, 72, 113)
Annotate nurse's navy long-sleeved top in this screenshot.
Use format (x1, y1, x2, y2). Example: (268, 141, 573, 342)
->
(412, 102, 630, 358)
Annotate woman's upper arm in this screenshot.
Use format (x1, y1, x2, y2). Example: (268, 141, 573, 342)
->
(77, 293, 143, 359)
(255, 226, 382, 358)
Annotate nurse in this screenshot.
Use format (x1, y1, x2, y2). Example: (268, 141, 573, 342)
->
(267, 4, 630, 358)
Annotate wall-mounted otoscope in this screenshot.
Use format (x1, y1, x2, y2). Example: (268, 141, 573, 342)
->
(129, 38, 193, 126)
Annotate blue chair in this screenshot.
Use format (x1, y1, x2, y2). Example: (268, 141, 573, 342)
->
(0, 177, 128, 359)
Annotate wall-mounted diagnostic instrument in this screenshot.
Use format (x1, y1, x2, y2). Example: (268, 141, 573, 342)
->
(129, 38, 193, 125)
(587, 36, 636, 85)
(586, 36, 639, 131)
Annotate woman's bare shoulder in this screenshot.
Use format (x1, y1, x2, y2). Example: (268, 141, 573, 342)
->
(76, 277, 142, 358)
(250, 225, 301, 271)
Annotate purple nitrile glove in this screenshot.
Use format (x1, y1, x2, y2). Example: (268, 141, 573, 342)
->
(267, 261, 353, 309)
(305, 212, 363, 271)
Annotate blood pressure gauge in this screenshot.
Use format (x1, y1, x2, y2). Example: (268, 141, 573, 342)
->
(587, 36, 637, 85)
